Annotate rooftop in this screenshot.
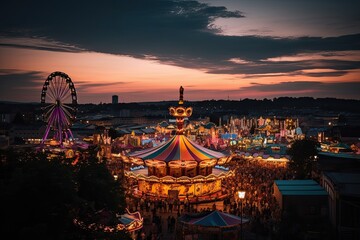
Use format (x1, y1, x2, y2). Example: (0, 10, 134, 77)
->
(129, 134, 225, 162)
(324, 172, 360, 197)
(275, 180, 328, 196)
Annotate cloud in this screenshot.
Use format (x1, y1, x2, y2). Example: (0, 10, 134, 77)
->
(0, 36, 84, 52)
(0, 70, 132, 102)
(0, 0, 359, 77)
(240, 81, 323, 92)
(298, 70, 348, 77)
(242, 69, 349, 79)
(76, 81, 130, 90)
(0, 69, 45, 87)
(0, 69, 46, 102)
(237, 81, 360, 99)
(264, 50, 360, 62)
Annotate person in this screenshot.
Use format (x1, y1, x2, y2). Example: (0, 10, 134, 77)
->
(170, 215, 176, 233)
(146, 231, 152, 240)
(167, 215, 171, 233)
(169, 201, 173, 213)
(158, 219, 162, 234)
(137, 231, 146, 240)
(141, 231, 146, 240)
(136, 231, 142, 240)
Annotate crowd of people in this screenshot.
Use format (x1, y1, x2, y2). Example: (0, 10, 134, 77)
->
(223, 157, 295, 237)
(124, 156, 295, 239)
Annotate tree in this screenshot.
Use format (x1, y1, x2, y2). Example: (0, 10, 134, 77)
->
(286, 139, 318, 179)
(72, 147, 130, 239)
(0, 156, 78, 239)
(77, 157, 125, 213)
(0, 147, 130, 239)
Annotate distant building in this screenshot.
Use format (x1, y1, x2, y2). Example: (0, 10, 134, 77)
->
(9, 124, 46, 144)
(1, 113, 15, 123)
(0, 135, 9, 149)
(112, 95, 118, 104)
(321, 172, 360, 240)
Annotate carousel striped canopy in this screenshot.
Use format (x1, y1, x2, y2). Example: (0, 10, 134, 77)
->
(129, 135, 225, 162)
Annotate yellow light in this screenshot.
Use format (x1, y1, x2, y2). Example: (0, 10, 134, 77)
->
(238, 191, 246, 199)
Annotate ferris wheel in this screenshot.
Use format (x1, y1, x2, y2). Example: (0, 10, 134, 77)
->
(41, 71, 77, 144)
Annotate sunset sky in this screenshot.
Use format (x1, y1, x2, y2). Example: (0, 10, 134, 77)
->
(0, 0, 359, 103)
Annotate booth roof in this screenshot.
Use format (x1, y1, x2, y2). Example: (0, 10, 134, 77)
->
(275, 180, 328, 196)
(129, 135, 225, 162)
(179, 210, 248, 227)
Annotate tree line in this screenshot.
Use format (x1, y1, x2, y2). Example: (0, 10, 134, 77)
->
(0, 146, 131, 240)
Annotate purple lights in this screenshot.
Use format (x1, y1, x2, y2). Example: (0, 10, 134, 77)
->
(41, 72, 77, 145)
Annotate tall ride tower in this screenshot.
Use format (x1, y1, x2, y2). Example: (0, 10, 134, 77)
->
(168, 86, 193, 135)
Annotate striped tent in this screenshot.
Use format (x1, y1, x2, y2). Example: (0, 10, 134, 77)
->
(129, 135, 225, 162)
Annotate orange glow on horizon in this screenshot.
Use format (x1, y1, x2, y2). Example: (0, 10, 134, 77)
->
(1, 46, 359, 103)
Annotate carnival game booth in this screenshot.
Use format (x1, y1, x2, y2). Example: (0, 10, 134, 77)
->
(176, 210, 249, 240)
(124, 87, 234, 202)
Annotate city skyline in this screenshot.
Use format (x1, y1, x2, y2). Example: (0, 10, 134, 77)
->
(0, 0, 359, 103)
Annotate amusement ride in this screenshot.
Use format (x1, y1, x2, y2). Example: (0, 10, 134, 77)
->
(121, 86, 234, 203)
(41, 71, 77, 146)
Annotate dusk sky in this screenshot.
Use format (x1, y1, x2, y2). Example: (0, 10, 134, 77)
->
(0, 0, 359, 103)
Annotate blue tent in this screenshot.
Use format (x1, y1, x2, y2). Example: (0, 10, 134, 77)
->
(179, 210, 249, 227)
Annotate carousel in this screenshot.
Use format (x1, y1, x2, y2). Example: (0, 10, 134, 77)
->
(122, 87, 234, 201)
